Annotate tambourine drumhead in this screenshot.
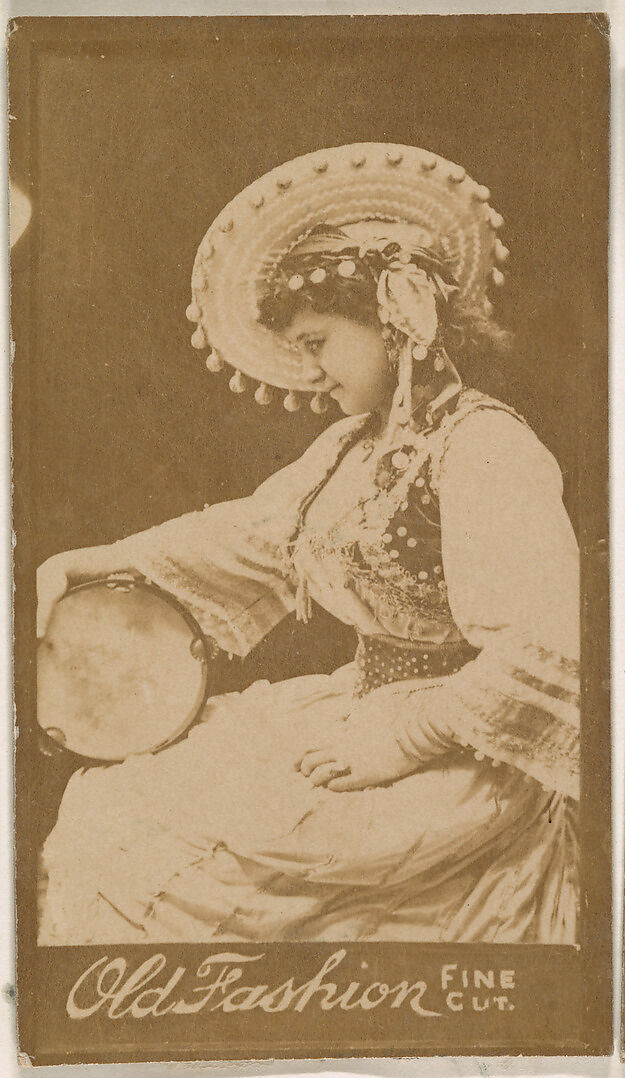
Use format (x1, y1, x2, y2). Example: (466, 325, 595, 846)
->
(37, 578, 209, 761)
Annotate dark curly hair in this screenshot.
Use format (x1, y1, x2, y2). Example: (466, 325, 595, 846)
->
(258, 224, 514, 396)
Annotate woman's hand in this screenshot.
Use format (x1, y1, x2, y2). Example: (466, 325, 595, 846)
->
(295, 680, 461, 791)
(295, 706, 422, 792)
(36, 545, 142, 639)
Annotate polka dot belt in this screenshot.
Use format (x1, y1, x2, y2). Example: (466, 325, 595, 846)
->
(354, 633, 479, 697)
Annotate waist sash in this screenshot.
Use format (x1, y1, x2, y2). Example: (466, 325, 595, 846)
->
(354, 632, 479, 697)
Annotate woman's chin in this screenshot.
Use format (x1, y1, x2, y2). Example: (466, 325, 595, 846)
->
(330, 388, 358, 415)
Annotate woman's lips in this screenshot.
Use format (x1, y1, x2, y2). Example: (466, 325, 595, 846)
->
(305, 375, 341, 397)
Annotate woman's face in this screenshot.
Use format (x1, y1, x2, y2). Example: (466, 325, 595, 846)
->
(282, 309, 395, 416)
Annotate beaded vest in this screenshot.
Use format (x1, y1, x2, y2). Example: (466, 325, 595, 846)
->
(289, 389, 527, 697)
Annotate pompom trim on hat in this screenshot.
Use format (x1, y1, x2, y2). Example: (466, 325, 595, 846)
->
(187, 143, 506, 393)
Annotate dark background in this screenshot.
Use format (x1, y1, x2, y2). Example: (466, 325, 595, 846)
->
(9, 15, 612, 1061)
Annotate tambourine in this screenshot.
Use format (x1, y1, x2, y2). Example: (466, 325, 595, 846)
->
(37, 576, 213, 761)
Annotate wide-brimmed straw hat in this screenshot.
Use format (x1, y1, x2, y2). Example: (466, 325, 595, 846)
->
(185, 143, 509, 407)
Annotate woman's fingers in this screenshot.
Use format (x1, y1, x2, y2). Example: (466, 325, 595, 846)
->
(297, 747, 335, 776)
(295, 746, 332, 773)
(308, 761, 351, 788)
(327, 774, 362, 792)
(36, 556, 69, 639)
(297, 748, 352, 786)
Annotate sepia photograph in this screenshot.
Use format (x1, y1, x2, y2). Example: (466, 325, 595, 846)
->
(9, 13, 611, 1063)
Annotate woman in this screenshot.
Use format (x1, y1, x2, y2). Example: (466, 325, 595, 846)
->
(37, 143, 579, 945)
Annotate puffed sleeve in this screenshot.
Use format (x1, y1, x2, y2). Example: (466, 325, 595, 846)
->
(395, 408, 580, 798)
(110, 417, 364, 657)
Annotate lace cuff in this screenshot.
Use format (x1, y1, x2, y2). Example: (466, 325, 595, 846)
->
(394, 637, 579, 799)
(446, 638, 579, 799)
(112, 506, 297, 658)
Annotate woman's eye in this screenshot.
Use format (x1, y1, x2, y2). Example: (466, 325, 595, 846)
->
(306, 338, 325, 357)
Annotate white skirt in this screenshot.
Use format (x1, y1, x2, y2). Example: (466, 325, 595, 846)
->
(39, 664, 578, 945)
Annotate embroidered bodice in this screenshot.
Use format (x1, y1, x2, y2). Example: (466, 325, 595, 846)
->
(286, 389, 522, 644)
(291, 433, 454, 642)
